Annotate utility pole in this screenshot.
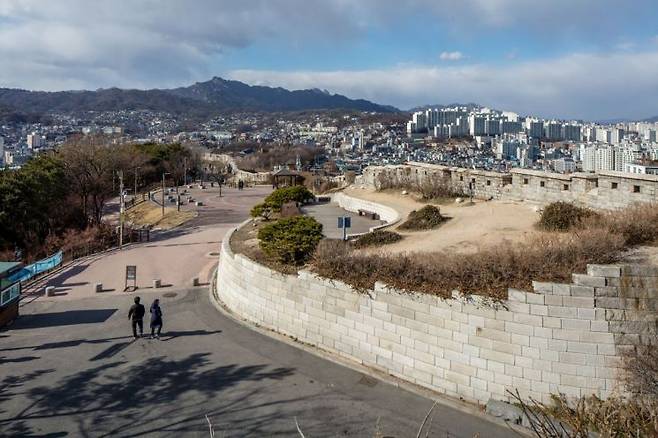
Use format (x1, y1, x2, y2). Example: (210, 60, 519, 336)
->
(161, 172, 166, 217)
(134, 166, 140, 202)
(118, 170, 124, 249)
(184, 157, 188, 186)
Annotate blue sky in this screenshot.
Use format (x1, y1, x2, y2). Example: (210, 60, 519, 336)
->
(1, 0, 658, 119)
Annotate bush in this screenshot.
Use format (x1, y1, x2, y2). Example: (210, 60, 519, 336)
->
(538, 202, 595, 231)
(399, 205, 447, 230)
(264, 186, 315, 211)
(258, 216, 323, 265)
(250, 186, 315, 218)
(353, 230, 403, 248)
(250, 203, 272, 220)
(603, 204, 658, 246)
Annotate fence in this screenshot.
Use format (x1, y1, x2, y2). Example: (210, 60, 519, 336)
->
(8, 251, 63, 283)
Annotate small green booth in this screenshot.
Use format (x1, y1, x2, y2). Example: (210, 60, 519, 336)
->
(0, 262, 23, 328)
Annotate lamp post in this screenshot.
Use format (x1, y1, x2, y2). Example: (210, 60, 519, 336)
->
(162, 172, 171, 217)
(134, 166, 141, 202)
(118, 170, 124, 249)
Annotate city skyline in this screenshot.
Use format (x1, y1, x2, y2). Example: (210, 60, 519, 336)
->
(1, 0, 658, 120)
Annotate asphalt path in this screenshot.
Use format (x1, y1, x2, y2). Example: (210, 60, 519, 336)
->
(0, 288, 514, 437)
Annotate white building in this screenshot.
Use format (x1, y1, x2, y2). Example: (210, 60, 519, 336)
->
(26, 133, 43, 149)
(626, 164, 658, 175)
(554, 157, 576, 173)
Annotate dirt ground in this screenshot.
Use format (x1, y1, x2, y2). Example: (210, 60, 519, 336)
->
(344, 187, 542, 255)
(125, 200, 197, 230)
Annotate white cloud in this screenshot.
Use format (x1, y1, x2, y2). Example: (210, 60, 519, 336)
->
(439, 51, 464, 61)
(0, 0, 656, 120)
(229, 49, 658, 120)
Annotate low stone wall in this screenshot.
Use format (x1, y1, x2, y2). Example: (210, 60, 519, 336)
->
(331, 192, 400, 233)
(217, 222, 657, 406)
(358, 162, 658, 210)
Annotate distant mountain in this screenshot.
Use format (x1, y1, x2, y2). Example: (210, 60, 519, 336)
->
(408, 103, 481, 112)
(0, 77, 397, 116)
(644, 115, 658, 123)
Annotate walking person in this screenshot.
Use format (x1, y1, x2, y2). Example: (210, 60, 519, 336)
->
(149, 298, 163, 339)
(128, 296, 145, 339)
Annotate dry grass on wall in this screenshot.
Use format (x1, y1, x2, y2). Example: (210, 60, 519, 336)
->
(312, 227, 625, 300)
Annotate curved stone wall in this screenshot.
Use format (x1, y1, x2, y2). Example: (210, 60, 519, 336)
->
(331, 192, 400, 234)
(217, 221, 657, 405)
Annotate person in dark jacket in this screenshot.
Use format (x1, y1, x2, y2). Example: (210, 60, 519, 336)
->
(149, 298, 163, 339)
(128, 296, 146, 338)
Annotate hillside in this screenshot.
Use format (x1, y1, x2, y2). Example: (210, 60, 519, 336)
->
(0, 77, 397, 116)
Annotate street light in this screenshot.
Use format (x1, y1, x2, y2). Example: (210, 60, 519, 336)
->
(134, 166, 141, 202)
(162, 172, 171, 217)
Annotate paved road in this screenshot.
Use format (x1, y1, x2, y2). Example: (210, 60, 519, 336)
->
(23, 186, 272, 300)
(0, 288, 513, 437)
(302, 202, 383, 239)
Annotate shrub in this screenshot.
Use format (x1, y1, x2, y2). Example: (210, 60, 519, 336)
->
(258, 216, 323, 265)
(250, 203, 272, 220)
(353, 230, 403, 248)
(263, 186, 314, 211)
(602, 204, 658, 246)
(538, 202, 595, 231)
(399, 205, 447, 230)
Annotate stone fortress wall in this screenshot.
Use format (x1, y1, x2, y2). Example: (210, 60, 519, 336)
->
(217, 220, 658, 406)
(357, 162, 658, 210)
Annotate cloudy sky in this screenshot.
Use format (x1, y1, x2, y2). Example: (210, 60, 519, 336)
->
(1, 0, 658, 119)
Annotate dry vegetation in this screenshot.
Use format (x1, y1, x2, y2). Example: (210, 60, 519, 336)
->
(312, 203, 658, 300)
(511, 390, 658, 438)
(125, 201, 196, 229)
(377, 170, 464, 203)
(353, 230, 403, 248)
(313, 228, 623, 300)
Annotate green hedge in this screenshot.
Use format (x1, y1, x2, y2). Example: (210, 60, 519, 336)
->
(258, 216, 323, 265)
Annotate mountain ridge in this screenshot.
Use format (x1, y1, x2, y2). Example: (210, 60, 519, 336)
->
(0, 77, 398, 116)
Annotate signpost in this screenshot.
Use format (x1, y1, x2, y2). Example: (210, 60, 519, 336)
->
(125, 265, 137, 291)
(338, 216, 352, 241)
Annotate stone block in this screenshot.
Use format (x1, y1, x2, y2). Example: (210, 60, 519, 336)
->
(548, 306, 578, 319)
(445, 370, 470, 386)
(485, 400, 523, 424)
(532, 281, 554, 294)
(507, 289, 527, 303)
(572, 274, 606, 288)
(530, 304, 548, 316)
(587, 265, 621, 278)
(562, 319, 591, 331)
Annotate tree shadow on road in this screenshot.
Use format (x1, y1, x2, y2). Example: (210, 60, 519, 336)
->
(0, 352, 302, 436)
(8, 309, 117, 330)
